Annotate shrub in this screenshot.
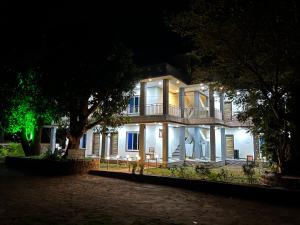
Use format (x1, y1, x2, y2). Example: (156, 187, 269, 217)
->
(216, 168, 233, 182)
(42, 148, 62, 161)
(242, 162, 256, 184)
(194, 165, 211, 176)
(0, 143, 24, 157)
(131, 161, 137, 174)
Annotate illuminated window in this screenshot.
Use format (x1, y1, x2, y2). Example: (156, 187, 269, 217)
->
(126, 132, 139, 151)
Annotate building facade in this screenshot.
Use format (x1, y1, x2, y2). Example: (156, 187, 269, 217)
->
(81, 71, 258, 166)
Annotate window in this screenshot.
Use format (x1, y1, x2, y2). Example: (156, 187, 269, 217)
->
(80, 133, 87, 149)
(126, 132, 139, 151)
(129, 96, 139, 114)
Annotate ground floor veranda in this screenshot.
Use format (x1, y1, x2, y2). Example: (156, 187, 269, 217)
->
(82, 122, 259, 166)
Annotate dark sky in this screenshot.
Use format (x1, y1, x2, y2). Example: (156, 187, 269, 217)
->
(0, 0, 191, 67)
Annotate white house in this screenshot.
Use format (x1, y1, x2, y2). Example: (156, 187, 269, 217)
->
(80, 64, 258, 166)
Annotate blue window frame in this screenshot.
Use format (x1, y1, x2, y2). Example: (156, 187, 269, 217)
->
(127, 132, 139, 151)
(129, 96, 139, 113)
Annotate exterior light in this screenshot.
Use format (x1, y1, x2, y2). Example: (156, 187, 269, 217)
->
(201, 86, 205, 90)
(146, 155, 150, 160)
(126, 155, 129, 159)
(237, 91, 240, 95)
(128, 157, 132, 162)
(116, 155, 120, 159)
(148, 78, 152, 82)
(176, 80, 180, 84)
(158, 81, 162, 85)
(106, 156, 110, 160)
(155, 154, 159, 159)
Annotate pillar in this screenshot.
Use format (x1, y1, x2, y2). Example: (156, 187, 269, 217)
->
(50, 127, 57, 153)
(163, 79, 169, 115)
(179, 87, 185, 118)
(140, 82, 146, 116)
(253, 134, 260, 160)
(209, 87, 215, 117)
(100, 132, 107, 159)
(193, 91, 201, 159)
(179, 126, 186, 160)
(220, 93, 224, 120)
(194, 128, 201, 159)
(162, 122, 169, 167)
(139, 124, 145, 163)
(106, 133, 111, 158)
(221, 128, 226, 160)
(210, 125, 216, 161)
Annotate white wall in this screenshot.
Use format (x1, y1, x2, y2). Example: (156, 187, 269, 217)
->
(146, 87, 163, 105)
(117, 124, 140, 159)
(225, 128, 254, 159)
(215, 128, 221, 160)
(145, 124, 162, 159)
(168, 126, 180, 158)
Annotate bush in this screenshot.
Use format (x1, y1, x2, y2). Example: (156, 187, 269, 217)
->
(0, 143, 24, 157)
(41, 148, 62, 161)
(131, 161, 138, 174)
(216, 168, 234, 182)
(194, 165, 211, 176)
(242, 162, 256, 184)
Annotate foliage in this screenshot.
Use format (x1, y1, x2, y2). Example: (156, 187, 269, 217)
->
(41, 148, 63, 161)
(0, 143, 25, 157)
(131, 161, 138, 174)
(43, 41, 141, 151)
(139, 163, 144, 175)
(242, 163, 256, 184)
(169, 0, 300, 174)
(194, 164, 211, 176)
(216, 168, 234, 182)
(4, 70, 61, 156)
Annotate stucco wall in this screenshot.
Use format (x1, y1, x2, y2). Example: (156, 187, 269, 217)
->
(146, 86, 163, 105)
(225, 128, 254, 159)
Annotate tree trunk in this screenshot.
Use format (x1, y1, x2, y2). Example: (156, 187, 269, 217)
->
(0, 127, 4, 143)
(20, 126, 42, 156)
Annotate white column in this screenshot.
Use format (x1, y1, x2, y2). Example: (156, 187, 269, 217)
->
(210, 125, 216, 161)
(50, 127, 57, 153)
(221, 128, 226, 160)
(140, 82, 146, 116)
(179, 87, 185, 118)
(179, 127, 186, 160)
(162, 122, 169, 167)
(163, 79, 169, 115)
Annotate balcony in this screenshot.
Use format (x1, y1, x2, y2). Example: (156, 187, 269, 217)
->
(146, 103, 163, 115)
(184, 107, 209, 119)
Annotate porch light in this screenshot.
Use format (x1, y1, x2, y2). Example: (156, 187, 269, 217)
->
(148, 78, 152, 82)
(176, 80, 180, 84)
(158, 81, 162, 85)
(201, 86, 205, 90)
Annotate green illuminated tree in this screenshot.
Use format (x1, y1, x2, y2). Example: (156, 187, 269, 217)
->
(6, 70, 60, 156)
(169, 0, 300, 174)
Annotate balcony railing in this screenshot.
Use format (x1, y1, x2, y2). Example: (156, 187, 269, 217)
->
(124, 105, 139, 116)
(146, 103, 163, 115)
(169, 105, 181, 117)
(184, 107, 209, 119)
(214, 109, 222, 120)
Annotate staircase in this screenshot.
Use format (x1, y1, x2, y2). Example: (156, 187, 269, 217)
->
(172, 144, 183, 159)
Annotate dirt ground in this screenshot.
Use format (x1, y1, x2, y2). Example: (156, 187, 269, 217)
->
(0, 167, 299, 225)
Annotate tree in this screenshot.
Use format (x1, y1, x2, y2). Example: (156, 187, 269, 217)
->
(5, 70, 60, 156)
(169, 0, 300, 174)
(44, 42, 141, 153)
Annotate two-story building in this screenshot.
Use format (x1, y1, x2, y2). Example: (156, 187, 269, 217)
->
(81, 64, 259, 166)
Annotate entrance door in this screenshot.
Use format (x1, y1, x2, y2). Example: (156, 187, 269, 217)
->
(225, 135, 234, 159)
(110, 133, 119, 156)
(92, 133, 100, 156)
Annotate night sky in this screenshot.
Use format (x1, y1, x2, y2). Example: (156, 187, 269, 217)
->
(0, 0, 191, 67)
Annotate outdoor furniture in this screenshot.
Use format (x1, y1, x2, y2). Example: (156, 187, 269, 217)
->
(145, 147, 155, 159)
